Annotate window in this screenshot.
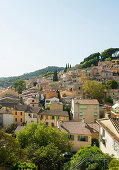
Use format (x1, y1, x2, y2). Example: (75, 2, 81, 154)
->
(32, 100, 34, 102)
(46, 122, 48, 126)
(94, 112, 98, 116)
(94, 106, 97, 109)
(28, 114, 32, 118)
(80, 105, 87, 109)
(69, 135, 74, 141)
(0, 117, 1, 121)
(46, 115, 48, 119)
(80, 112, 83, 116)
(78, 136, 88, 142)
(52, 116, 54, 120)
(20, 112, 22, 116)
(21, 118, 22, 122)
(15, 118, 17, 122)
(51, 123, 54, 127)
(15, 112, 17, 115)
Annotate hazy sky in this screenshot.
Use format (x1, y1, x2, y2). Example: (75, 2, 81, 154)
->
(0, 0, 119, 77)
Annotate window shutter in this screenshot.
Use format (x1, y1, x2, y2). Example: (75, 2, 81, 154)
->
(85, 136, 88, 142)
(78, 136, 80, 141)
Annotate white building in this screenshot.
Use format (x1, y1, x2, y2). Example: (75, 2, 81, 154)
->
(45, 97, 59, 108)
(97, 118, 119, 158)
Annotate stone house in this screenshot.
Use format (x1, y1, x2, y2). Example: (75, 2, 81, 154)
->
(71, 99, 99, 123)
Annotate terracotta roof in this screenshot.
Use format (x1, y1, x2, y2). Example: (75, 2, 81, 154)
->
(60, 121, 91, 135)
(74, 99, 99, 105)
(39, 110, 68, 117)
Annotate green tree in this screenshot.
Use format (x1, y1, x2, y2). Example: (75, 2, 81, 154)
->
(16, 122, 72, 157)
(53, 70, 58, 81)
(64, 146, 112, 170)
(101, 48, 119, 61)
(109, 159, 119, 170)
(5, 123, 18, 134)
(32, 144, 63, 170)
(13, 79, 26, 94)
(105, 79, 118, 89)
(10, 162, 37, 170)
(103, 96, 113, 104)
(83, 80, 105, 103)
(33, 81, 37, 87)
(0, 130, 28, 166)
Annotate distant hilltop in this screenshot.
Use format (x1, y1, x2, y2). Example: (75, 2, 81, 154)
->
(0, 66, 64, 88)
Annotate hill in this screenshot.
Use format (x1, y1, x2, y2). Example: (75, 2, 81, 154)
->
(0, 66, 64, 87)
(80, 48, 119, 68)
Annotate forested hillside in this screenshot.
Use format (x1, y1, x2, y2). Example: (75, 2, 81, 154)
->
(0, 66, 64, 87)
(80, 48, 119, 68)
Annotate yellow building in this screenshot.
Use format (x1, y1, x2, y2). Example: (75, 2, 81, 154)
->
(58, 121, 92, 152)
(38, 110, 69, 127)
(12, 105, 27, 125)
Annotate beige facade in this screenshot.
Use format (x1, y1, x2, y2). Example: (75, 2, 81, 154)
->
(70, 134, 91, 152)
(58, 121, 92, 152)
(71, 99, 99, 123)
(38, 110, 69, 127)
(50, 102, 63, 111)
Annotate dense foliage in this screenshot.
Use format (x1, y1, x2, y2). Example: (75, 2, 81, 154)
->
(16, 122, 72, 157)
(64, 146, 112, 170)
(83, 80, 105, 103)
(5, 123, 18, 134)
(105, 79, 118, 89)
(0, 130, 28, 167)
(10, 162, 37, 170)
(32, 144, 63, 170)
(13, 79, 26, 94)
(80, 48, 119, 68)
(109, 159, 119, 169)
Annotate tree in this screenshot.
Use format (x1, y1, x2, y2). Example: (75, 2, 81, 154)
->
(101, 48, 119, 61)
(5, 123, 18, 134)
(53, 70, 58, 81)
(103, 96, 113, 104)
(33, 81, 37, 87)
(0, 130, 28, 166)
(13, 79, 26, 94)
(10, 162, 37, 170)
(109, 159, 119, 169)
(83, 80, 105, 103)
(105, 79, 118, 89)
(32, 144, 63, 170)
(16, 122, 72, 157)
(64, 146, 112, 170)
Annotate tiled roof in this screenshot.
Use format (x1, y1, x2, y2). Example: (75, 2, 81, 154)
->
(60, 121, 91, 135)
(74, 99, 99, 105)
(39, 110, 68, 117)
(110, 118, 119, 134)
(87, 123, 99, 133)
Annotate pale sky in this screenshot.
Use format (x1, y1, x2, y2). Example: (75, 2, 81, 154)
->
(0, 0, 119, 77)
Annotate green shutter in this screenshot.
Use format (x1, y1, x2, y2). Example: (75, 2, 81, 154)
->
(94, 106, 97, 109)
(80, 112, 83, 116)
(78, 136, 80, 141)
(71, 135, 74, 140)
(46, 115, 48, 119)
(94, 112, 98, 116)
(85, 136, 88, 142)
(80, 105, 87, 109)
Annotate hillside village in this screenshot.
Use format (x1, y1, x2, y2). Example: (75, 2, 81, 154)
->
(0, 50, 119, 169)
